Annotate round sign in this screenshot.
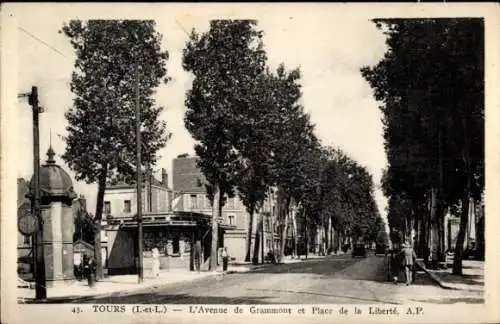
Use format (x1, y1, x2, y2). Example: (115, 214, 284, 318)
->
(18, 213, 39, 235)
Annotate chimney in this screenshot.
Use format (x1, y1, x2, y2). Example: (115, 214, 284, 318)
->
(79, 195, 87, 211)
(161, 168, 168, 188)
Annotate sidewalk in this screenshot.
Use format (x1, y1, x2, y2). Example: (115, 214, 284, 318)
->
(416, 257, 484, 292)
(18, 268, 217, 303)
(18, 254, 328, 303)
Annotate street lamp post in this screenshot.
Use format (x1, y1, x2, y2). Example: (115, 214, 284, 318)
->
(136, 64, 144, 283)
(20, 86, 47, 300)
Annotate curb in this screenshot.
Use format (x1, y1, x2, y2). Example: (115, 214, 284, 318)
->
(415, 261, 458, 290)
(18, 272, 218, 303)
(18, 257, 330, 303)
(413, 260, 486, 292)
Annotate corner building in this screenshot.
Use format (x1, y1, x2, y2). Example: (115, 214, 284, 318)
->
(172, 156, 276, 262)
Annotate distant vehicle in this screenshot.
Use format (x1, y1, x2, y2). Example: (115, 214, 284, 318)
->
(352, 243, 367, 258)
(375, 244, 387, 255)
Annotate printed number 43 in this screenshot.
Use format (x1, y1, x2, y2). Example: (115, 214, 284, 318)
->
(72, 307, 83, 314)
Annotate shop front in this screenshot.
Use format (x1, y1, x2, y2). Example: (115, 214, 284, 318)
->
(103, 211, 234, 275)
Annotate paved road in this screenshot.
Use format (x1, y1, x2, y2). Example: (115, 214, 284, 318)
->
(66, 254, 484, 304)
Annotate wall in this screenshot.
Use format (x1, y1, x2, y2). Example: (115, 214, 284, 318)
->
(172, 157, 278, 262)
(106, 229, 137, 275)
(104, 184, 171, 218)
(105, 226, 198, 273)
(172, 157, 206, 193)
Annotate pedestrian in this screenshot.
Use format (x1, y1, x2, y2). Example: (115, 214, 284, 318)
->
(84, 254, 96, 287)
(390, 248, 399, 284)
(399, 240, 417, 285)
(222, 247, 229, 274)
(74, 253, 82, 281)
(151, 246, 160, 278)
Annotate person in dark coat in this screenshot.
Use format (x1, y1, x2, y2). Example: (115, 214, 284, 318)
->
(221, 247, 229, 274)
(390, 247, 400, 284)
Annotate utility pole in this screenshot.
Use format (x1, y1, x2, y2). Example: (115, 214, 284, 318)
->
(136, 64, 144, 283)
(20, 86, 46, 300)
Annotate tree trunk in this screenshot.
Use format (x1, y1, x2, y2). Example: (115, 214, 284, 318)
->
(244, 201, 255, 262)
(417, 201, 425, 257)
(218, 192, 224, 226)
(270, 190, 276, 259)
(439, 208, 446, 262)
(453, 130, 472, 275)
(209, 183, 220, 271)
(93, 166, 107, 280)
(292, 204, 298, 258)
(304, 212, 309, 259)
(332, 228, 339, 253)
(326, 216, 332, 254)
(437, 123, 446, 263)
(453, 185, 470, 275)
(252, 209, 262, 264)
(413, 214, 418, 248)
(279, 197, 290, 263)
(429, 187, 440, 267)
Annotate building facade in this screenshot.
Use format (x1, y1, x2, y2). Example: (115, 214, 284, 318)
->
(172, 156, 276, 262)
(103, 168, 172, 219)
(102, 166, 236, 274)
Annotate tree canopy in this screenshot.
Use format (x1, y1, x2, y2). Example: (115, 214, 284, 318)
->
(61, 20, 171, 278)
(361, 18, 484, 273)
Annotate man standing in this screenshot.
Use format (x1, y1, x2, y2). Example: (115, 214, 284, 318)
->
(221, 247, 229, 274)
(400, 241, 417, 285)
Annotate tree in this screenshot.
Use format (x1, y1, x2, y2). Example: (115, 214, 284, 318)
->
(261, 64, 320, 261)
(232, 70, 288, 263)
(61, 20, 170, 279)
(361, 18, 484, 273)
(183, 20, 267, 270)
(74, 210, 94, 244)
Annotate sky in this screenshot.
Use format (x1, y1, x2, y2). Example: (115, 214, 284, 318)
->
(12, 4, 389, 218)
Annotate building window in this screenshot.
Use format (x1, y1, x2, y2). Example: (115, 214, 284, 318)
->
(23, 235, 30, 245)
(197, 195, 204, 210)
(104, 201, 111, 214)
(228, 215, 235, 226)
(190, 194, 197, 209)
(124, 200, 131, 213)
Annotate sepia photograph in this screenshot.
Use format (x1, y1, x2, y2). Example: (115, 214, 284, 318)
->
(1, 3, 499, 324)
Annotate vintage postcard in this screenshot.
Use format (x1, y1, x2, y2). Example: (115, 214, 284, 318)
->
(1, 3, 499, 324)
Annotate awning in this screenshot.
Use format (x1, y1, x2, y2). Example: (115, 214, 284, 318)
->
(121, 220, 198, 228)
(104, 211, 236, 230)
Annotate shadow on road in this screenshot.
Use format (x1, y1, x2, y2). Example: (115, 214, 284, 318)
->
(249, 256, 360, 277)
(244, 288, 400, 304)
(431, 273, 483, 286)
(409, 297, 484, 304)
(67, 293, 276, 305)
